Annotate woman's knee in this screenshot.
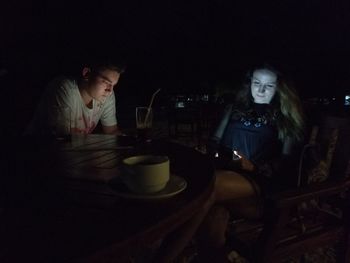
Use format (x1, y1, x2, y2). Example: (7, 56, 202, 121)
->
(223, 196, 263, 219)
(205, 205, 230, 225)
(214, 171, 259, 201)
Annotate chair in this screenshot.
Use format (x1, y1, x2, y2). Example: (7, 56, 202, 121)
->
(167, 102, 202, 151)
(230, 115, 350, 263)
(250, 178, 350, 263)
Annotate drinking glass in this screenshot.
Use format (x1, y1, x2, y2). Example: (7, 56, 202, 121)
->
(136, 107, 153, 142)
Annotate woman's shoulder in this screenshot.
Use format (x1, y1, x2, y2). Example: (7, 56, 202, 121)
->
(222, 103, 234, 112)
(229, 104, 257, 118)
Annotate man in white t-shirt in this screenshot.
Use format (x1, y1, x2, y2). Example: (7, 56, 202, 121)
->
(27, 60, 124, 135)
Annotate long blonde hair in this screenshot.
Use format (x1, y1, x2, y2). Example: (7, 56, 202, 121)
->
(235, 64, 305, 142)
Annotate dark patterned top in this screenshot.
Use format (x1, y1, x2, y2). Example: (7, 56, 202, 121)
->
(220, 103, 281, 164)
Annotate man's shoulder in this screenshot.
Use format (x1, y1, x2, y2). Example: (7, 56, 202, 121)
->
(48, 76, 77, 91)
(100, 91, 116, 108)
(44, 76, 78, 99)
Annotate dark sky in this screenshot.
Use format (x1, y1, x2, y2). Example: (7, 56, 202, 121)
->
(2, 0, 350, 101)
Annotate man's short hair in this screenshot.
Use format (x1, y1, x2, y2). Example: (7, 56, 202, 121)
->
(84, 56, 126, 75)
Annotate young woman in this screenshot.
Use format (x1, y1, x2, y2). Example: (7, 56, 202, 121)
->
(197, 64, 305, 259)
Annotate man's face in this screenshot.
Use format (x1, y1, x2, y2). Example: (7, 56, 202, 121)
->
(86, 69, 120, 102)
(250, 69, 277, 104)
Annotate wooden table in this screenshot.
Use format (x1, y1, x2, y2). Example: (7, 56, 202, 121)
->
(1, 135, 215, 263)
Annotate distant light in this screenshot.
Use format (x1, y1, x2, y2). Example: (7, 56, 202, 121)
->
(175, 102, 185, 108)
(201, 94, 209, 101)
(345, 95, 350, 106)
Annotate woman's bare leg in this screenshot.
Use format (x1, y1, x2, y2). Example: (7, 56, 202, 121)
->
(197, 170, 261, 261)
(215, 170, 260, 202)
(152, 187, 216, 263)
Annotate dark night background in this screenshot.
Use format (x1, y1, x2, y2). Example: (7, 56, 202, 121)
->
(1, 0, 350, 131)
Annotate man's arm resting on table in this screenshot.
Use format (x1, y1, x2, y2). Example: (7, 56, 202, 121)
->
(102, 124, 123, 135)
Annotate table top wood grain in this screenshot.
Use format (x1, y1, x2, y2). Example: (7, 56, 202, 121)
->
(1, 135, 215, 263)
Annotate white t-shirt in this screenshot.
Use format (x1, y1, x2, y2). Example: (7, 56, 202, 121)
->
(27, 77, 117, 135)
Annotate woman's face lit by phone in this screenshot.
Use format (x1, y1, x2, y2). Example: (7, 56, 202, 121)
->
(251, 69, 277, 104)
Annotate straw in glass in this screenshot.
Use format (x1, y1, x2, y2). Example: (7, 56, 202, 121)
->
(144, 89, 161, 126)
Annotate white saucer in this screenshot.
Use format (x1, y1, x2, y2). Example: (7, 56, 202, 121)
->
(112, 175, 187, 200)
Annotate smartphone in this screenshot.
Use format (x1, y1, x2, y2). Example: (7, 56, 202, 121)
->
(232, 150, 242, 161)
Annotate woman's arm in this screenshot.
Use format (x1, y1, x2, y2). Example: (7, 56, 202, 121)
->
(211, 104, 233, 142)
